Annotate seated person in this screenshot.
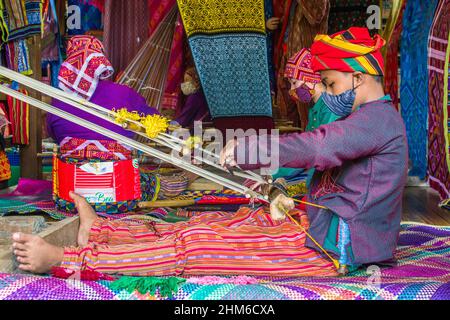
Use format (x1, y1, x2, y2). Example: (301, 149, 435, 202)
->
(174, 67, 211, 128)
(221, 27, 408, 270)
(278, 48, 354, 188)
(47, 35, 159, 144)
(47, 36, 171, 212)
(11, 28, 405, 277)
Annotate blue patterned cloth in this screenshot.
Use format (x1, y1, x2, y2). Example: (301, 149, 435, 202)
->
(400, 0, 440, 179)
(189, 33, 273, 118)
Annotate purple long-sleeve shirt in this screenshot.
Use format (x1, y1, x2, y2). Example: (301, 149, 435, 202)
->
(237, 99, 408, 265)
(47, 80, 159, 144)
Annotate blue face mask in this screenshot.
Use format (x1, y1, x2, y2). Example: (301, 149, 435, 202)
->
(320, 78, 360, 117)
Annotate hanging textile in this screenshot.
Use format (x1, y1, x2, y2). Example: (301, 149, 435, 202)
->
(383, 0, 407, 111)
(0, 0, 43, 42)
(178, 0, 273, 124)
(427, 0, 450, 199)
(103, 0, 148, 78)
(274, 0, 329, 129)
(6, 88, 30, 145)
(117, 7, 177, 110)
(67, 0, 103, 36)
(400, 0, 440, 179)
(41, 0, 63, 88)
(328, 0, 379, 35)
(161, 13, 185, 111)
(4, 39, 33, 75)
(264, 0, 275, 94)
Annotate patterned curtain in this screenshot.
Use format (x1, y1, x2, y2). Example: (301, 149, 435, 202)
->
(103, 0, 149, 77)
(427, 0, 450, 199)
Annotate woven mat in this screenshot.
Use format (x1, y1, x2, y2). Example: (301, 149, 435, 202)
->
(1, 223, 449, 300)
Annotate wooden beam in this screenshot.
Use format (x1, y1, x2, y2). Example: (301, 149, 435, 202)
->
(20, 35, 42, 179)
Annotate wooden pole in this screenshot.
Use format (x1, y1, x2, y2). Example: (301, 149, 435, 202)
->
(20, 35, 42, 179)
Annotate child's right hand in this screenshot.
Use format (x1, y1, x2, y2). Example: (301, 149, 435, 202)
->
(270, 194, 295, 221)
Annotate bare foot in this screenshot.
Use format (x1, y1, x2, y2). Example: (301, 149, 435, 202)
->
(70, 191, 98, 246)
(12, 233, 64, 274)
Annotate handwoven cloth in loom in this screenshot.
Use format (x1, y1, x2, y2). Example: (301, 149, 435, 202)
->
(189, 34, 272, 118)
(427, 0, 450, 199)
(400, 0, 440, 179)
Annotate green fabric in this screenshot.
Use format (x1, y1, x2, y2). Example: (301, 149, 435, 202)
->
(272, 168, 301, 180)
(305, 96, 341, 132)
(109, 276, 186, 298)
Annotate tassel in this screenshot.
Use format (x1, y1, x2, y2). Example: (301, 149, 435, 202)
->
(51, 267, 115, 281)
(109, 276, 186, 298)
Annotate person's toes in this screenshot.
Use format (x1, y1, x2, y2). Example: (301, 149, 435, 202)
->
(12, 242, 27, 250)
(12, 232, 34, 244)
(16, 256, 30, 264)
(14, 249, 28, 257)
(18, 264, 33, 272)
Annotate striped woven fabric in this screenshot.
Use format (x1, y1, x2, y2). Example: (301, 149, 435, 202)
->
(1, 223, 449, 300)
(6, 88, 30, 145)
(61, 206, 337, 277)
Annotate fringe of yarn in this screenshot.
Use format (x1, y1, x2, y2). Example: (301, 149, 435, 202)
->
(109, 276, 186, 298)
(51, 267, 115, 281)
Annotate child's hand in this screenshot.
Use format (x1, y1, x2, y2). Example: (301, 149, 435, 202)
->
(270, 194, 295, 221)
(266, 17, 281, 31)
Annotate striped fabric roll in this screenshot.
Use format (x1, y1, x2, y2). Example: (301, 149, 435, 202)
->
(61, 206, 337, 277)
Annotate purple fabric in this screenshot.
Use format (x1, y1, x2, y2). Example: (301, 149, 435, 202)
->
(237, 99, 409, 265)
(175, 90, 211, 127)
(0, 178, 52, 198)
(46, 80, 159, 143)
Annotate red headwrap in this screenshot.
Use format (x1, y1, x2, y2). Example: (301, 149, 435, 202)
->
(58, 35, 114, 100)
(311, 27, 386, 76)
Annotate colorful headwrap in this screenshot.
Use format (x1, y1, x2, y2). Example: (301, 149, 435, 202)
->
(284, 48, 321, 84)
(311, 27, 386, 76)
(58, 35, 114, 100)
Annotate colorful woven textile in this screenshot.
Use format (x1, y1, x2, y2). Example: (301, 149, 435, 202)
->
(0, 151, 11, 182)
(1, 223, 450, 300)
(177, 0, 266, 37)
(103, 0, 148, 78)
(4, 39, 32, 75)
(384, 0, 407, 111)
(189, 33, 272, 118)
(157, 173, 188, 199)
(6, 88, 30, 145)
(284, 48, 321, 83)
(400, 0, 440, 179)
(427, 0, 450, 199)
(67, 0, 103, 36)
(178, 0, 273, 120)
(0, 0, 42, 41)
(59, 137, 133, 161)
(58, 35, 114, 100)
(311, 27, 386, 76)
(53, 157, 141, 204)
(328, 0, 379, 35)
(60, 207, 337, 277)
